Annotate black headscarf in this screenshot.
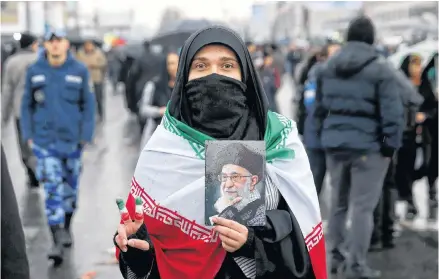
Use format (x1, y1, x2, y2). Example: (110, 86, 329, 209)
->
(400, 55, 412, 78)
(152, 50, 178, 108)
(168, 26, 269, 140)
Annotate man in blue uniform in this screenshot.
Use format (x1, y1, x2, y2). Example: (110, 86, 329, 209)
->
(20, 29, 95, 266)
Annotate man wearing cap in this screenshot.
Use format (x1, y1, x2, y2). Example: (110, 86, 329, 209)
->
(212, 143, 266, 227)
(20, 29, 95, 266)
(2, 32, 40, 188)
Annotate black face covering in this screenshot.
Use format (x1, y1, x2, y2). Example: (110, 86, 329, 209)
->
(168, 26, 269, 140)
(185, 73, 251, 139)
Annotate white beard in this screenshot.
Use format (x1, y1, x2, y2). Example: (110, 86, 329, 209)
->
(224, 179, 261, 212)
(215, 179, 253, 213)
(234, 182, 261, 211)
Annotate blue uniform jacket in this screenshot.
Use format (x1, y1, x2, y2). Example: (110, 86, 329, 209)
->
(20, 52, 95, 153)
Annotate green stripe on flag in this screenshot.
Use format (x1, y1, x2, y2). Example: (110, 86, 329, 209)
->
(163, 105, 295, 161)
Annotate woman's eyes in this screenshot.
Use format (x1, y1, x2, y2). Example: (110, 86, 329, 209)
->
(194, 63, 206, 69)
(192, 63, 236, 70)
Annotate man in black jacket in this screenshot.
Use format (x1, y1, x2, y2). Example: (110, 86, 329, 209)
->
(314, 16, 404, 279)
(1, 145, 30, 279)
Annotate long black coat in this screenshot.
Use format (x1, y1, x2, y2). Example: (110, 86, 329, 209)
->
(1, 145, 30, 279)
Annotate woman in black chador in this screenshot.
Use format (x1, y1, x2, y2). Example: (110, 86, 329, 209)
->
(113, 26, 322, 279)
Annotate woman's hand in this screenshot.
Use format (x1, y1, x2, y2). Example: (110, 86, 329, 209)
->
(212, 217, 248, 252)
(115, 197, 150, 252)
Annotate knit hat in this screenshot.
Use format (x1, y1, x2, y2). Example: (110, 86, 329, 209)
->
(346, 16, 375, 45)
(19, 32, 37, 49)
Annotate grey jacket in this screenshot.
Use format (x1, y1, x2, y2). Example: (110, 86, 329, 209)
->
(1, 49, 37, 122)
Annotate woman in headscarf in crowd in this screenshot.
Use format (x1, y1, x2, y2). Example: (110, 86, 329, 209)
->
(419, 53, 438, 220)
(258, 48, 279, 113)
(139, 48, 179, 145)
(113, 26, 326, 279)
(398, 53, 437, 220)
(372, 51, 423, 249)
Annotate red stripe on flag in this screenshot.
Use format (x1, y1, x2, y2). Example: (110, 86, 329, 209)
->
(305, 222, 327, 279)
(116, 178, 327, 279)
(116, 178, 226, 279)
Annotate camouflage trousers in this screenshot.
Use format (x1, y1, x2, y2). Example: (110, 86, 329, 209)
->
(32, 144, 82, 226)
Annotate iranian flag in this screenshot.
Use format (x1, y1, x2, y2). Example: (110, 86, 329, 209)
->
(116, 111, 327, 279)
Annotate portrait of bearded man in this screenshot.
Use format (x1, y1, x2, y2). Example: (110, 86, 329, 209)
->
(207, 141, 266, 227)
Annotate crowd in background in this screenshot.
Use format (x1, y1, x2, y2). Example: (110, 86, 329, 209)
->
(0, 13, 437, 279)
(95, 17, 438, 278)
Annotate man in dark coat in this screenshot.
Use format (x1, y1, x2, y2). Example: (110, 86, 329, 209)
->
(314, 16, 404, 279)
(1, 145, 30, 279)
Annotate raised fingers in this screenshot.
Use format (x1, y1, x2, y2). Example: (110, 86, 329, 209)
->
(116, 198, 132, 225)
(116, 224, 128, 252)
(133, 196, 144, 226)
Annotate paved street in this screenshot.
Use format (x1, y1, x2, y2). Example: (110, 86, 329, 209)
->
(2, 77, 437, 279)
(2, 86, 139, 279)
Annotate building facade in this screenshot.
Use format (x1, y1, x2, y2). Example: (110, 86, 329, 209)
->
(307, 2, 362, 37)
(1, 1, 71, 37)
(248, 2, 278, 43)
(248, 1, 306, 43)
(1, 1, 27, 35)
(363, 1, 438, 39)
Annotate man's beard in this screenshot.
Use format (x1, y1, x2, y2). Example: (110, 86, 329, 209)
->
(236, 179, 252, 199)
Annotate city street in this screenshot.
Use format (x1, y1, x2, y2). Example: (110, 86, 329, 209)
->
(2, 77, 437, 279)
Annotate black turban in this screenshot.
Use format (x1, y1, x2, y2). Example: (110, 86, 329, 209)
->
(214, 142, 264, 180)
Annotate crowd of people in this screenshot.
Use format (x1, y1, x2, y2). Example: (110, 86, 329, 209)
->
(0, 14, 437, 279)
(293, 16, 437, 278)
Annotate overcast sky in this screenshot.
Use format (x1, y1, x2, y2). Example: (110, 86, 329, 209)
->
(77, 1, 361, 32)
(79, 0, 258, 30)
